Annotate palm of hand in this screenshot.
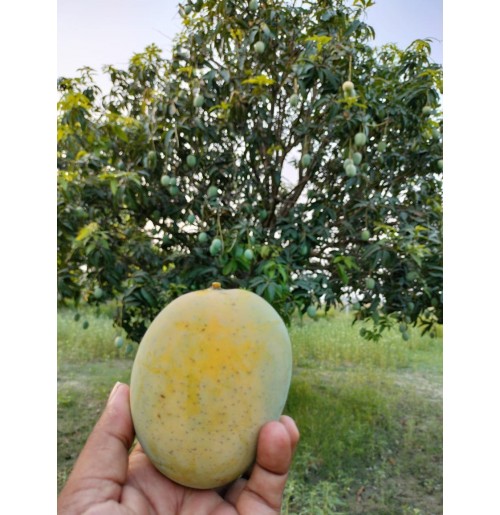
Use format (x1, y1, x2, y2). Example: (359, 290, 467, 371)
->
(58, 383, 299, 515)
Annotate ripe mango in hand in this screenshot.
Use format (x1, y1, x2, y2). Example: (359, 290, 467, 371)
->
(130, 282, 293, 489)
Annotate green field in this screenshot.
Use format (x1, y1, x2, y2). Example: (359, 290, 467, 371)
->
(58, 307, 442, 514)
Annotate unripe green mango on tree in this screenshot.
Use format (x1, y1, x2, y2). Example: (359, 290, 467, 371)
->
(254, 41, 265, 54)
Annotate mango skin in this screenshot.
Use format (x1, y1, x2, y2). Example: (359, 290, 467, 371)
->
(130, 285, 292, 489)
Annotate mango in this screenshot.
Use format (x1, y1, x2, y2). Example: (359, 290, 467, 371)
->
(130, 282, 292, 489)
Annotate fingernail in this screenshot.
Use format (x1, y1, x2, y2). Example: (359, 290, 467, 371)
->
(108, 381, 122, 403)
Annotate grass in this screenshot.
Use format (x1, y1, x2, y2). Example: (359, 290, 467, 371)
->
(290, 313, 442, 372)
(57, 307, 442, 514)
(57, 360, 134, 488)
(57, 305, 138, 488)
(282, 313, 442, 514)
(57, 304, 133, 363)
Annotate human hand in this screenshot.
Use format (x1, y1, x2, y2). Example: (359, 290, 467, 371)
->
(58, 382, 299, 514)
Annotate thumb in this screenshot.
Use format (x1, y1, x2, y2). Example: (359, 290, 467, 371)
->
(59, 383, 135, 506)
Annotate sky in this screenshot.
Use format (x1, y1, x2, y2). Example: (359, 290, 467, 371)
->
(58, 0, 443, 90)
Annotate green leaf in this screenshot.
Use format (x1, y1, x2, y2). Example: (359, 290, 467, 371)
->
(110, 179, 118, 196)
(322, 69, 339, 88)
(222, 260, 238, 275)
(277, 264, 289, 283)
(345, 20, 362, 37)
(260, 22, 274, 38)
(75, 222, 99, 242)
(178, 65, 194, 77)
(319, 9, 335, 21)
(140, 289, 155, 307)
(254, 281, 267, 296)
(266, 282, 276, 302)
(113, 125, 129, 142)
(336, 263, 349, 285)
(163, 128, 175, 154)
(242, 75, 276, 86)
(344, 256, 359, 270)
(304, 35, 332, 52)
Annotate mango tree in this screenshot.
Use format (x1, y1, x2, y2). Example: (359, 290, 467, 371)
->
(57, 0, 443, 342)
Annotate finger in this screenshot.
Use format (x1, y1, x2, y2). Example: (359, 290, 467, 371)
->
(235, 418, 299, 513)
(223, 477, 247, 506)
(279, 415, 300, 452)
(60, 383, 135, 501)
(129, 439, 144, 456)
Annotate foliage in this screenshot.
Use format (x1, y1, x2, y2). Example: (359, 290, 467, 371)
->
(57, 0, 443, 342)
